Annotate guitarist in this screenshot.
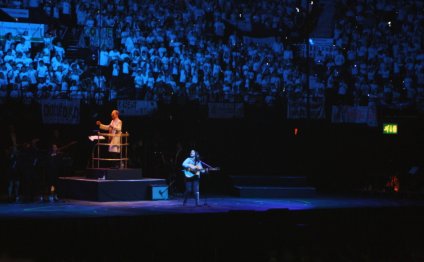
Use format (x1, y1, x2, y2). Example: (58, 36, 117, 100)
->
(96, 109, 123, 168)
(182, 149, 204, 206)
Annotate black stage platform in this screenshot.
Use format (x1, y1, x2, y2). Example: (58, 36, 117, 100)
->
(58, 168, 165, 201)
(58, 176, 166, 201)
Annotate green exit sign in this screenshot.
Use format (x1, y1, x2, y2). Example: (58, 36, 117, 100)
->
(383, 123, 398, 134)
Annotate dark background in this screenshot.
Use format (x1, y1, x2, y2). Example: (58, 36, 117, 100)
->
(1, 100, 423, 195)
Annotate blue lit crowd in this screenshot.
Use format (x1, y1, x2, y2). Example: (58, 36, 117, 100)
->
(0, 0, 423, 110)
(320, 0, 424, 109)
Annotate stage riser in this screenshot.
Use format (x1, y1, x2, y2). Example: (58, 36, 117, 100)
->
(230, 176, 316, 198)
(58, 177, 166, 201)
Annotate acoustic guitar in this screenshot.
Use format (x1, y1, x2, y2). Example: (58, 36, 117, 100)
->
(183, 166, 220, 178)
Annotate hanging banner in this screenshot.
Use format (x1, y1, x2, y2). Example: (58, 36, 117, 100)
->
(41, 99, 80, 124)
(287, 95, 325, 119)
(208, 103, 244, 119)
(117, 100, 158, 116)
(0, 21, 45, 42)
(331, 105, 377, 127)
(1, 8, 29, 18)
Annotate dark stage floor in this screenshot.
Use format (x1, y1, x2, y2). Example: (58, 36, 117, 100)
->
(1, 194, 424, 218)
(1, 194, 424, 262)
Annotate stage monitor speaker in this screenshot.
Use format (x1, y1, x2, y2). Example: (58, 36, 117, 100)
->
(150, 184, 168, 200)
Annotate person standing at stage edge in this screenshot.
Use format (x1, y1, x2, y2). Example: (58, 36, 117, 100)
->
(96, 109, 123, 168)
(45, 144, 63, 202)
(182, 149, 205, 206)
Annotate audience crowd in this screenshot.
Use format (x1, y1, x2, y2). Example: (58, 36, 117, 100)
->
(0, 0, 422, 109)
(313, 0, 424, 110)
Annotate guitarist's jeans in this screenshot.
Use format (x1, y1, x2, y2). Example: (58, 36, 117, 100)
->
(183, 176, 199, 205)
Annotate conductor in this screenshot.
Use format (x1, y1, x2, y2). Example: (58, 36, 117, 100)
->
(96, 109, 123, 168)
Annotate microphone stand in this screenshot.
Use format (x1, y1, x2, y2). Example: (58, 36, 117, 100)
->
(200, 160, 214, 207)
(200, 160, 213, 169)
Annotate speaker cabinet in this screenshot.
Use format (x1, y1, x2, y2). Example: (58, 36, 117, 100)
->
(150, 184, 168, 200)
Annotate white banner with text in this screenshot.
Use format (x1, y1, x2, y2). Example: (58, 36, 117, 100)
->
(41, 99, 80, 125)
(0, 21, 45, 42)
(331, 105, 377, 127)
(117, 100, 158, 116)
(287, 96, 325, 119)
(208, 103, 244, 119)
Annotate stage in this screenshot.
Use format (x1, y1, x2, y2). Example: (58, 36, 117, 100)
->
(1, 194, 424, 218)
(1, 194, 424, 262)
(1, 165, 424, 261)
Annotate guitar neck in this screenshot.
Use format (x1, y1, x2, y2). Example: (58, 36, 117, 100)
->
(207, 167, 220, 171)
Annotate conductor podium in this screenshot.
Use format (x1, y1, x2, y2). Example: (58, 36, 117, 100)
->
(90, 132, 129, 169)
(58, 132, 166, 201)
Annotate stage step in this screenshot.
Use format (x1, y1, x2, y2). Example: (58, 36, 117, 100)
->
(230, 176, 316, 198)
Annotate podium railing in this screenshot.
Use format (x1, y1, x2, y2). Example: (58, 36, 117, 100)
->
(91, 132, 129, 169)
